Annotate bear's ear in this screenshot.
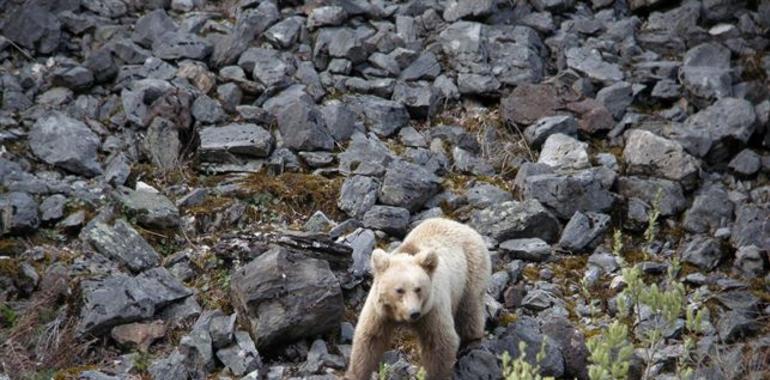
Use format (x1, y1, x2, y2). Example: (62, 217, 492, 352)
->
(416, 250, 438, 275)
(371, 248, 390, 274)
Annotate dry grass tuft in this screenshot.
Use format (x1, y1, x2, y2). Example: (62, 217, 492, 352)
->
(236, 172, 345, 222)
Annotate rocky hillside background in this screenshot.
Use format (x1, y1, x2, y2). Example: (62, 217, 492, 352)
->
(0, 0, 769, 379)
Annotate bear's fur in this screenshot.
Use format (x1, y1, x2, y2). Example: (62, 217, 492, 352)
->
(344, 218, 492, 380)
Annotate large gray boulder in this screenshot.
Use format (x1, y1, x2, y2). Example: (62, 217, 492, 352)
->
(29, 112, 102, 177)
(683, 98, 756, 157)
(275, 101, 335, 151)
(470, 200, 561, 243)
(680, 43, 732, 99)
(378, 160, 441, 212)
(521, 168, 616, 220)
(78, 268, 192, 337)
(230, 246, 344, 349)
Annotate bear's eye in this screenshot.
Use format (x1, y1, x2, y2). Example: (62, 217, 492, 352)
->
(415, 287, 421, 293)
(396, 288, 405, 294)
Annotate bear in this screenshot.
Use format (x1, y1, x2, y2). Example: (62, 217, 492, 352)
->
(344, 217, 492, 380)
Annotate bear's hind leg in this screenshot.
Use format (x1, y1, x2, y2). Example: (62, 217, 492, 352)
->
(454, 290, 486, 347)
(416, 305, 460, 380)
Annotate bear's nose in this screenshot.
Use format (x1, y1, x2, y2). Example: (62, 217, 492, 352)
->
(409, 312, 421, 320)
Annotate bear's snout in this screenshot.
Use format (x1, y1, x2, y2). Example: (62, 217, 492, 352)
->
(409, 311, 421, 320)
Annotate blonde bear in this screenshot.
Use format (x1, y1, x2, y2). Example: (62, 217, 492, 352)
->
(344, 218, 492, 380)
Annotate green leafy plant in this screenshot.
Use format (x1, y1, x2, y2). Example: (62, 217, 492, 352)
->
(0, 302, 16, 328)
(644, 188, 663, 245)
(587, 320, 634, 380)
(378, 362, 391, 380)
(501, 341, 555, 380)
(416, 367, 427, 380)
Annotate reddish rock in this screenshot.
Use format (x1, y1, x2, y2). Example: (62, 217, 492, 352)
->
(111, 320, 167, 351)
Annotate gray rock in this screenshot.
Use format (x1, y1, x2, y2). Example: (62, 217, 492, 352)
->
(342, 228, 376, 277)
(179, 328, 215, 373)
(457, 74, 501, 95)
(303, 211, 335, 233)
(121, 79, 174, 127)
(145, 118, 181, 170)
(378, 160, 441, 212)
(537, 133, 590, 170)
(362, 206, 410, 237)
(392, 82, 439, 119)
(132, 9, 177, 47)
(240, 48, 292, 88)
(400, 52, 441, 81)
(558, 212, 611, 252)
(531, 0, 575, 11)
(29, 112, 102, 177)
(211, 1, 280, 67)
(524, 116, 578, 148)
(733, 245, 767, 278)
(152, 31, 212, 60)
(2, 3, 61, 54)
(217, 83, 243, 113)
(210, 313, 237, 349)
(0, 192, 40, 234)
(680, 43, 732, 99)
(115, 187, 181, 229)
(487, 316, 565, 377)
(443, 0, 495, 21)
(216, 331, 262, 376)
(452, 148, 494, 176)
(307, 6, 347, 29)
(623, 129, 700, 189)
(78, 371, 120, 380)
(149, 350, 192, 380)
(521, 168, 615, 220)
(470, 200, 561, 243)
(338, 132, 395, 174)
(683, 186, 734, 234)
(230, 246, 344, 349)
(369, 52, 400, 76)
(199, 124, 274, 162)
(264, 17, 303, 49)
(40, 194, 66, 222)
(499, 238, 552, 262)
(565, 47, 623, 83)
(718, 310, 759, 343)
(315, 28, 368, 66)
(83, 219, 161, 273)
(398, 127, 427, 148)
(275, 102, 334, 151)
(596, 82, 633, 120)
(433, 75, 460, 100)
(320, 100, 357, 142)
(347, 95, 409, 137)
(729, 149, 761, 176)
(192, 95, 226, 125)
(78, 268, 192, 336)
(465, 183, 513, 209)
(540, 316, 589, 380)
(617, 177, 687, 217)
(588, 250, 619, 274)
(51, 66, 94, 90)
(731, 204, 770, 249)
(159, 296, 202, 328)
(454, 349, 501, 379)
(684, 98, 756, 155)
(682, 236, 723, 271)
(338, 175, 379, 218)
(651, 79, 681, 100)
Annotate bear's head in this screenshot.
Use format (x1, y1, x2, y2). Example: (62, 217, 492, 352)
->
(369, 248, 437, 323)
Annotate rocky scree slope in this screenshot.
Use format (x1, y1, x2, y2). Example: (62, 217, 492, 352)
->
(0, 0, 769, 379)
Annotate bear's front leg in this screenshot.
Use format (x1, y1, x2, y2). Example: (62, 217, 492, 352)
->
(345, 301, 394, 380)
(416, 305, 460, 380)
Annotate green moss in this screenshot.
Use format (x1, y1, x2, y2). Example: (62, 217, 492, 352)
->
(0, 238, 24, 255)
(0, 302, 16, 328)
